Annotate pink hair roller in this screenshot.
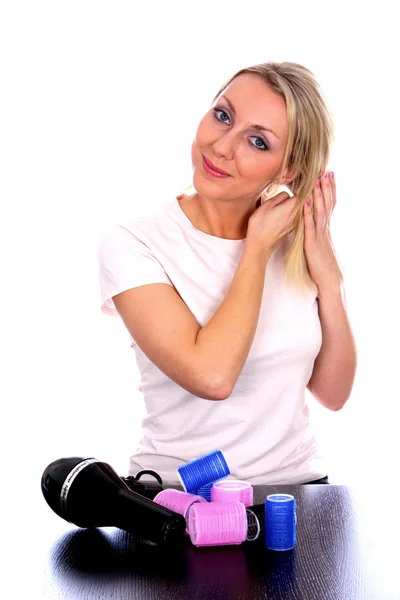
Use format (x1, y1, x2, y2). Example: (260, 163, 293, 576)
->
(153, 489, 207, 535)
(211, 480, 254, 507)
(187, 500, 248, 547)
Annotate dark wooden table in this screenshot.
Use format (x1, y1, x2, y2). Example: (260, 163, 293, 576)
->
(18, 484, 400, 599)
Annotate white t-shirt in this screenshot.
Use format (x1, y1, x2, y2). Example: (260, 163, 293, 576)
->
(98, 196, 327, 485)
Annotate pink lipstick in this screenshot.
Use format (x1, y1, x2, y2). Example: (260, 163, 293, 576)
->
(202, 156, 231, 178)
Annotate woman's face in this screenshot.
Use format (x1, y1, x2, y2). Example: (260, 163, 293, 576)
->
(191, 73, 291, 203)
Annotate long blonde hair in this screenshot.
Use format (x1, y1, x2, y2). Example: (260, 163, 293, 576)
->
(183, 61, 335, 299)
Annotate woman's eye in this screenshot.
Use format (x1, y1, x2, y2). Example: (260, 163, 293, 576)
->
(249, 137, 268, 151)
(212, 108, 269, 151)
(213, 108, 230, 123)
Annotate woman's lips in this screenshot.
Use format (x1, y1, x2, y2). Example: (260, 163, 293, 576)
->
(202, 156, 231, 178)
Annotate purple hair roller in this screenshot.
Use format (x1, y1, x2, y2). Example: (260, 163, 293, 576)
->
(153, 489, 207, 534)
(187, 500, 247, 547)
(211, 480, 253, 507)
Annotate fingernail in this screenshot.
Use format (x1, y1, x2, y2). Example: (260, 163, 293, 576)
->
(330, 171, 334, 180)
(306, 197, 311, 206)
(315, 180, 320, 188)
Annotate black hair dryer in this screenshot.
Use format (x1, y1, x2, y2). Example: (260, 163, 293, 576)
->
(41, 457, 185, 545)
(121, 469, 164, 499)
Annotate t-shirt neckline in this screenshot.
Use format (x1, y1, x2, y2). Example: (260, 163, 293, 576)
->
(172, 196, 246, 245)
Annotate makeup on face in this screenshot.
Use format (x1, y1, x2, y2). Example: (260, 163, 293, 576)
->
(202, 155, 232, 179)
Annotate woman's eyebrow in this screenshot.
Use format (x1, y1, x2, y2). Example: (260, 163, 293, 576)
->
(219, 94, 280, 139)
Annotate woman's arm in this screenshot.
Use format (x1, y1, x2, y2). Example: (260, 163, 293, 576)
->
(307, 282, 358, 411)
(111, 243, 271, 402)
(195, 243, 272, 398)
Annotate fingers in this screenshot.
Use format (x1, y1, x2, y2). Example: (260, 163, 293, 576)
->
(312, 179, 326, 231)
(312, 170, 335, 230)
(321, 171, 334, 218)
(330, 171, 336, 209)
(303, 195, 315, 239)
(270, 191, 296, 207)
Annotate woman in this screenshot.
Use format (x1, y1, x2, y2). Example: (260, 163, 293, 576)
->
(98, 61, 357, 486)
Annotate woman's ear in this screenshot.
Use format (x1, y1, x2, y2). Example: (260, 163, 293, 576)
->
(281, 168, 298, 185)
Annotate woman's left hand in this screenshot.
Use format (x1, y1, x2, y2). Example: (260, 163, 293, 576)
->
(303, 170, 344, 295)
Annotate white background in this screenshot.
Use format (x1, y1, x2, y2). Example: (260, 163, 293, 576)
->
(1, 0, 399, 503)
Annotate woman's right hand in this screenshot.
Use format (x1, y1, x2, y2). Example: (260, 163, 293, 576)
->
(246, 191, 298, 254)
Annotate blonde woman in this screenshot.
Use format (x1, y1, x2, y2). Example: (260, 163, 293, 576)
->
(98, 61, 357, 486)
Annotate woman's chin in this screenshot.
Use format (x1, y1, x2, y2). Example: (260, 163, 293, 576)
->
(192, 170, 226, 199)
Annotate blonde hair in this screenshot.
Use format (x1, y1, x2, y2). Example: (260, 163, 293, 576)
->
(183, 61, 335, 299)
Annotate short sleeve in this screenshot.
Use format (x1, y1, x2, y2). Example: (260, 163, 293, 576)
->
(97, 224, 173, 316)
